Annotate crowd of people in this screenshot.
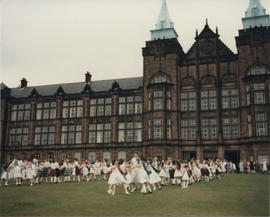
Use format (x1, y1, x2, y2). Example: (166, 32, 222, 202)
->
(0, 152, 269, 196)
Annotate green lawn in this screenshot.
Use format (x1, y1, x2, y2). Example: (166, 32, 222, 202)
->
(0, 174, 269, 216)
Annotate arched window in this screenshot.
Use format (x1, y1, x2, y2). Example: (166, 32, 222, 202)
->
(103, 152, 111, 162)
(88, 152, 96, 163)
(74, 152, 82, 163)
(118, 151, 126, 160)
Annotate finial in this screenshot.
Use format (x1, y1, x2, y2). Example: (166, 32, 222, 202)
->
(196, 29, 198, 37)
(206, 18, 208, 26)
(216, 26, 218, 34)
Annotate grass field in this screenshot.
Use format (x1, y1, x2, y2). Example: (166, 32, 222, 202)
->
(0, 174, 269, 216)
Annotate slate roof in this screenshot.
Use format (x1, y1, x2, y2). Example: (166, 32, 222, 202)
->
(7, 77, 143, 98)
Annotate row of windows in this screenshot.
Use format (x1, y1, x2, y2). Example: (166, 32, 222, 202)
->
(8, 112, 268, 146)
(10, 83, 270, 122)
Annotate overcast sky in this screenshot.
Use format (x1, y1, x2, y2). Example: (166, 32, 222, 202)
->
(1, 0, 270, 88)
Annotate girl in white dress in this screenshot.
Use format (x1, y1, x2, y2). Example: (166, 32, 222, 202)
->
(107, 160, 129, 195)
(11, 160, 23, 186)
(89, 163, 96, 181)
(25, 160, 34, 186)
(181, 165, 189, 188)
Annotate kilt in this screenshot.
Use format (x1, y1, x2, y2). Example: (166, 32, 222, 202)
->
(75, 167, 80, 176)
(64, 168, 73, 176)
(50, 169, 56, 176)
(41, 168, 50, 177)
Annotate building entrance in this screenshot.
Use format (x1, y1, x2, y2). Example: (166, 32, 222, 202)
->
(224, 150, 240, 164)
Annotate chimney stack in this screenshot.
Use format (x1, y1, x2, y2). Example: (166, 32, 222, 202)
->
(20, 78, 28, 88)
(85, 72, 92, 83)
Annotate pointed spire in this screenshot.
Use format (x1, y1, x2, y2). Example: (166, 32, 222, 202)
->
(242, 0, 269, 29)
(150, 0, 178, 40)
(155, 0, 174, 29)
(216, 26, 218, 35)
(205, 18, 208, 26)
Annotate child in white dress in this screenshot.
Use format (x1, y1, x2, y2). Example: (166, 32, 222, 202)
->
(107, 160, 129, 195)
(174, 161, 182, 186)
(181, 165, 189, 188)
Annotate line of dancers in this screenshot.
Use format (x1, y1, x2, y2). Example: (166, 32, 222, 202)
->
(0, 152, 227, 196)
(106, 152, 225, 195)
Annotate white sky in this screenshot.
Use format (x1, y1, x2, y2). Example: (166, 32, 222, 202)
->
(1, 0, 270, 88)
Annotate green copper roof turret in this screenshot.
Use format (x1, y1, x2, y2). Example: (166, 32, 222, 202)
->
(242, 0, 269, 29)
(151, 0, 178, 40)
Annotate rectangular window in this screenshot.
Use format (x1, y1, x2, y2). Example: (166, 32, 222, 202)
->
(90, 98, 111, 117)
(61, 124, 82, 144)
(181, 119, 196, 140)
(201, 90, 217, 111)
(9, 127, 29, 146)
(153, 91, 163, 110)
(153, 118, 163, 140)
(62, 100, 83, 118)
(222, 117, 239, 139)
(255, 113, 267, 136)
(118, 122, 142, 142)
(10, 103, 31, 121)
(254, 83, 265, 104)
(181, 91, 196, 111)
(119, 96, 142, 115)
(167, 119, 171, 140)
(34, 126, 55, 145)
(89, 123, 111, 143)
(222, 89, 238, 109)
(36, 102, 56, 120)
(201, 118, 218, 140)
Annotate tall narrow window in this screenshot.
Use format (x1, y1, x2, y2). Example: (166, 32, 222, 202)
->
(153, 119, 163, 140)
(255, 113, 267, 136)
(254, 83, 265, 104)
(166, 119, 171, 140)
(153, 90, 163, 110)
(246, 85, 251, 106)
(248, 115, 252, 137)
(166, 91, 172, 110)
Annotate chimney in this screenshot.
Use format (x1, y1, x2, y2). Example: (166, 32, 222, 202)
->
(85, 72, 92, 83)
(20, 78, 28, 88)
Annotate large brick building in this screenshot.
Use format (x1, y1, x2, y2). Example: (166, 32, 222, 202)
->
(1, 0, 270, 165)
